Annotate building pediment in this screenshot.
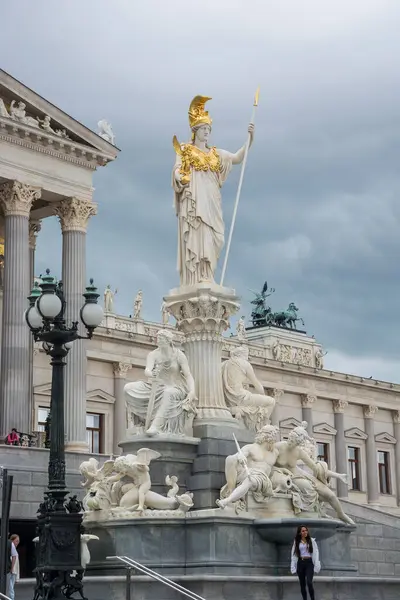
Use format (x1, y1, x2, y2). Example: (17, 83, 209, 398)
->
(87, 389, 115, 405)
(345, 427, 368, 441)
(313, 422, 337, 436)
(375, 432, 396, 445)
(0, 69, 119, 168)
(280, 417, 302, 429)
(33, 382, 51, 396)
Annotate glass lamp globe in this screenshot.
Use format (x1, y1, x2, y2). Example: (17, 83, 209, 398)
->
(81, 303, 104, 329)
(64, 341, 73, 350)
(25, 305, 44, 330)
(36, 293, 62, 319)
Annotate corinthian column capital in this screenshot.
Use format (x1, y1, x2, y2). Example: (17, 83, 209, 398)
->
(333, 399, 348, 414)
(0, 180, 41, 217)
(301, 394, 317, 408)
(113, 362, 131, 379)
(363, 404, 378, 419)
(54, 197, 97, 233)
(29, 219, 42, 250)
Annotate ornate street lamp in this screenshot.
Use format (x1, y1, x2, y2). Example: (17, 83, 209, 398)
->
(25, 269, 103, 600)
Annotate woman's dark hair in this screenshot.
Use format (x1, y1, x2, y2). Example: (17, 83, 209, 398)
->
(294, 525, 313, 558)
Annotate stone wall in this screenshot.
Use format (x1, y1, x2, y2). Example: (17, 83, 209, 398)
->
(0, 445, 100, 519)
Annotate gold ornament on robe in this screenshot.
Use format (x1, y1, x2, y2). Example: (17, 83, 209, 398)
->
(172, 95, 220, 186)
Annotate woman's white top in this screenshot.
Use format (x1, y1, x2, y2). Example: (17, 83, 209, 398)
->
(290, 538, 321, 574)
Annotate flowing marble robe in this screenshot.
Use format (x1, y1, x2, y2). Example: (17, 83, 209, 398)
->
(172, 148, 233, 286)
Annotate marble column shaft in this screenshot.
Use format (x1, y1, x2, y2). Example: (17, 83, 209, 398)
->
(113, 362, 131, 455)
(301, 394, 316, 436)
(333, 400, 348, 498)
(393, 412, 400, 506)
(28, 220, 41, 431)
(269, 388, 283, 428)
(364, 405, 379, 504)
(0, 181, 41, 436)
(56, 198, 97, 452)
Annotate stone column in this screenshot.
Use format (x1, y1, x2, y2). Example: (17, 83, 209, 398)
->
(113, 362, 131, 455)
(55, 198, 97, 452)
(333, 399, 348, 498)
(165, 284, 240, 430)
(0, 181, 41, 436)
(392, 411, 400, 506)
(269, 388, 284, 428)
(364, 405, 379, 504)
(28, 219, 41, 431)
(301, 394, 316, 436)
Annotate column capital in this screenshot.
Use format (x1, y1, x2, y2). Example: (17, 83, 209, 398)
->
(113, 362, 131, 379)
(301, 394, 317, 408)
(54, 197, 97, 233)
(29, 219, 42, 250)
(333, 399, 348, 414)
(392, 410, 400, 424)
(271, 388, 284, 400)
(363, 405, 378, 419)
(0, 180, 41, 217)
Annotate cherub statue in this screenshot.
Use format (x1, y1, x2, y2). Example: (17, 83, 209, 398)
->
(111, 451, 194, 513)
(98, 119, 115, 145)
(221, 345, 275, 431)
(80, 457, 115, 511)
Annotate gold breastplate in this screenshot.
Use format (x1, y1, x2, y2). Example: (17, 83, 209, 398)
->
(179, 145, 221, 185)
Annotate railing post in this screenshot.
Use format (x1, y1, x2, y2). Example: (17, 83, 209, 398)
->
(125, 567, 132, 600)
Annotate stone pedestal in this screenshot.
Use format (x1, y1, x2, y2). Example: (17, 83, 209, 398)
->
(165, 283, 240, 430)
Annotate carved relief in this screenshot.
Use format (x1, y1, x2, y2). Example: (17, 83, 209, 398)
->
(54, 197, 97, 233)
(0, 181, 41, 217)
(392, 410, 400, 424)
(29, 219, 42, 249)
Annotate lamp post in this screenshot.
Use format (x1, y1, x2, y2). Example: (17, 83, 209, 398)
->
(25, 269, 103, 600)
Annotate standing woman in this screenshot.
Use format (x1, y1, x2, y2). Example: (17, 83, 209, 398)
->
(290, 525, 321, 600)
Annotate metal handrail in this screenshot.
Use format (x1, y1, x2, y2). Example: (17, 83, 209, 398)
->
(0, 593, 12, 600)
(107, 555, 207, 600)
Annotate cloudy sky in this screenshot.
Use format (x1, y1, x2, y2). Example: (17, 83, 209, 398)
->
(1, 0, 400, 382)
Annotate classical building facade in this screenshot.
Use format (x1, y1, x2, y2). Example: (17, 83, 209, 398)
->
(28, 312, 400, 514)
(0, 68, 118, 451)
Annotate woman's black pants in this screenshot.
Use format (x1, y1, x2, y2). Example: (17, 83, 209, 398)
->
(297, 558, 315, 600)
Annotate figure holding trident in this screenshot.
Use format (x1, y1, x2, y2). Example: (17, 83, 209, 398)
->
(172, 94, 256, 287)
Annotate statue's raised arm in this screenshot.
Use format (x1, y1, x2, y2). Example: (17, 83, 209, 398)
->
(172, 96, 255, 287)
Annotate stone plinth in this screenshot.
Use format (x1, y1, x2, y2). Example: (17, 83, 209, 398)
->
(119, 435, 200, 495)
(245, 325, 323, 369)
(165, 283, 240, 429)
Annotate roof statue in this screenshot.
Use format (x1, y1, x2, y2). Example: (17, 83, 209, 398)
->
(249, 281, 305, 331)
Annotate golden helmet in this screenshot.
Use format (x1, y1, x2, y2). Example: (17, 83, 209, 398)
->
(188, 96, 212, 129)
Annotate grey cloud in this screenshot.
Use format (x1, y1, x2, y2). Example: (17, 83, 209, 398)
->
(2, 0, 400, 378)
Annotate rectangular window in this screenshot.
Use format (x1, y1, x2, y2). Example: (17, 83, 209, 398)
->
(348, 446, 361, 491)
(86, 413, 103, 454)
(317, 442, 329, 464)
(37, 407, 50, 432)
(378, 451, 391, 495)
